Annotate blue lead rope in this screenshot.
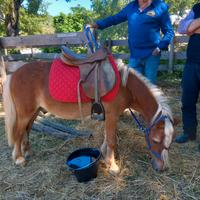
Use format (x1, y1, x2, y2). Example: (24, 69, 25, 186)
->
(84, 26, 99, 53)
(129, 108, 146, 133)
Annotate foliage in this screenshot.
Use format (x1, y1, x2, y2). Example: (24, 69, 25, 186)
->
(66, 0, 200, 16)
(158, 70, 182, 86)
(42, 47, 61, 53)
(0, 0, 22, 36)
(91, 0, 129, 41)
(19, 8, 54, 35)
(26, 0, 44, 14)
(165, 0, 200, 15)
(0, 0, 48, 36)
(53, 6, 93, 33)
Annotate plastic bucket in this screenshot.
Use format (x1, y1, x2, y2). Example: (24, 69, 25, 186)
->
(66, 148, 101, 182)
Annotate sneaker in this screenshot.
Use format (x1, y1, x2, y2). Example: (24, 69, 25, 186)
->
(175, 134, 196, 144)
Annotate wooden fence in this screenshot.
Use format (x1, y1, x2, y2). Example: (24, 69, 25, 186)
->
(0, 32, 188, 73)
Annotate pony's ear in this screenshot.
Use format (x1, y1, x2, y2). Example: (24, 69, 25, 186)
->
(173, 117, 180, 126)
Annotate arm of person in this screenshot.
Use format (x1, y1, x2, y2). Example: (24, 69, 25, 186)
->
(157, 9, 174, 51)
(95, 4, 129, 30)
(192, 27, 200, 34)
(187, 18, 200, 35)
(177, 10, 194, 34)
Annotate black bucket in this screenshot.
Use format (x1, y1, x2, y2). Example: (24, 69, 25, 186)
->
(66, 148, 101, 182)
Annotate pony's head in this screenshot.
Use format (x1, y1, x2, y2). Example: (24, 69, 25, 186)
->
(129, 107, 175, 172)
(122, 67, 176, 172)
(145, 109, 174, 171)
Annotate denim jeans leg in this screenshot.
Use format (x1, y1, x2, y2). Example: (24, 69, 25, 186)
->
(181, 61, 199, 137)
(144, 54, 161, 84)
(129, 58, 144, 74)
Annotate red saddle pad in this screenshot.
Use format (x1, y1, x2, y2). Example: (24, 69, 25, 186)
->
(49, 54, 120, 103)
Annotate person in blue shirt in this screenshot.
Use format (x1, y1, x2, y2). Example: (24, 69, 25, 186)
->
(175, 3, 200, 144)
(89, 0, 174, 84)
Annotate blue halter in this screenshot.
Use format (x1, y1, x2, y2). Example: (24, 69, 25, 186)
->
(129, 108, 170, 160)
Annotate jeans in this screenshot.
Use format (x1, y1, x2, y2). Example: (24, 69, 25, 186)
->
(129, 54, 161, 84)
(181, 60, 200, 137)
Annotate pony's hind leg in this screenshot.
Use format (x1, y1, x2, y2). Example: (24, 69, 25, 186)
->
(12, 110, 39, 165)
(12, 119, 28, 165)
(21, 133, 32, 161)
(21, 109, 40, 160)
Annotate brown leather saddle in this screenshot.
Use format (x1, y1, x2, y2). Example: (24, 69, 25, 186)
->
(60, 46, 116, 121)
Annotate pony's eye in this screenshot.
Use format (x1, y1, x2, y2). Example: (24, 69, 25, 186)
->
(152, 140, 160, 144)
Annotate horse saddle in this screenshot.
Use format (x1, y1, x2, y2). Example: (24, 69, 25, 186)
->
(60, 46, 116, 120)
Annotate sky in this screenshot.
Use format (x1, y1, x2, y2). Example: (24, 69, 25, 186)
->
(46, 0, 92, 16)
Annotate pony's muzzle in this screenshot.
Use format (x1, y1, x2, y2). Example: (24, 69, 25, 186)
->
(151, 158, 164, 172)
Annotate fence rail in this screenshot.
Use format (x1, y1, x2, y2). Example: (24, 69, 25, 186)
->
(0, 32, 188, 72)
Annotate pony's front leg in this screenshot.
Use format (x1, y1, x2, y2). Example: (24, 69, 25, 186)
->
(104, 114, 120, 175)
(100, 133, 107, 157)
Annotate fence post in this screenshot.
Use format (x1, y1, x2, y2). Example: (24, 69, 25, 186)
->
(99, 38, 112, 51)
(4, 48, 8, 56)
(168, 38, 175, 73)
(107, 38, 112, 51)
(31, 47, 33, 58)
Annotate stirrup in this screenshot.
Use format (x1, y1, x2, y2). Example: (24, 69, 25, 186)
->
(91, 101, 105, 121)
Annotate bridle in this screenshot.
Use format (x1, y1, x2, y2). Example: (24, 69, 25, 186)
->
(129, 107, 172, 160)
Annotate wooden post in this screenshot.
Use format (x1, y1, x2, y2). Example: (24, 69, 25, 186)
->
(94, 29, 98, 44)
(4, 48, 8, 56)
(31, 47, 33, 58)
(107, 38, 112, 52)
(168, 38, 175, 73)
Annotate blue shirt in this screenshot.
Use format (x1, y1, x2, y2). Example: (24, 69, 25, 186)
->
(96, 0, 174, 59)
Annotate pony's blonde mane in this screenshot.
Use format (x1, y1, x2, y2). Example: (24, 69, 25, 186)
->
(117, 60, 174, 160)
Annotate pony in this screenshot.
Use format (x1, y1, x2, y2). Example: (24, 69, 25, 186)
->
(2, 58, 175, 175)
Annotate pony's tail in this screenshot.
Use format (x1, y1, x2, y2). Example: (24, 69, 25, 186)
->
(2, 73, 16, 147)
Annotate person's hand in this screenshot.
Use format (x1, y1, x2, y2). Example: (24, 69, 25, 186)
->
(152, 47, 161, 56)
(187, 18, 200, 35)
(85, 23, 99, 29)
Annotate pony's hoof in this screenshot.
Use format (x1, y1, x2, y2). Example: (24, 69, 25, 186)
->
(109, 164, 120, 176)
(15, 156, 26, 166)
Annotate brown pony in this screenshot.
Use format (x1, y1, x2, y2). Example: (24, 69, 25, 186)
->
(2, 59, 175, 175)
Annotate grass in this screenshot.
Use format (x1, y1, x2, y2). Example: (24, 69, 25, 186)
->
(158, 71, 182, 87)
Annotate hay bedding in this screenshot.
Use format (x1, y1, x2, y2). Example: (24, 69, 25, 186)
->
(0, 80, 200, 200)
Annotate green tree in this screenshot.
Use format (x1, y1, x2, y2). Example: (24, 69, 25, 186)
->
(0, 0, 23, 36)
(66, 0, 200, 16)
(19, 8, 54, 35)
(0, 0, 48, 36)
(53, 6, 93, 33)
(165, 0, 200, 15)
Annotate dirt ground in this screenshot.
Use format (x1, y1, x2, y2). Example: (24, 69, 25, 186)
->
(0, 78, 200, 200)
